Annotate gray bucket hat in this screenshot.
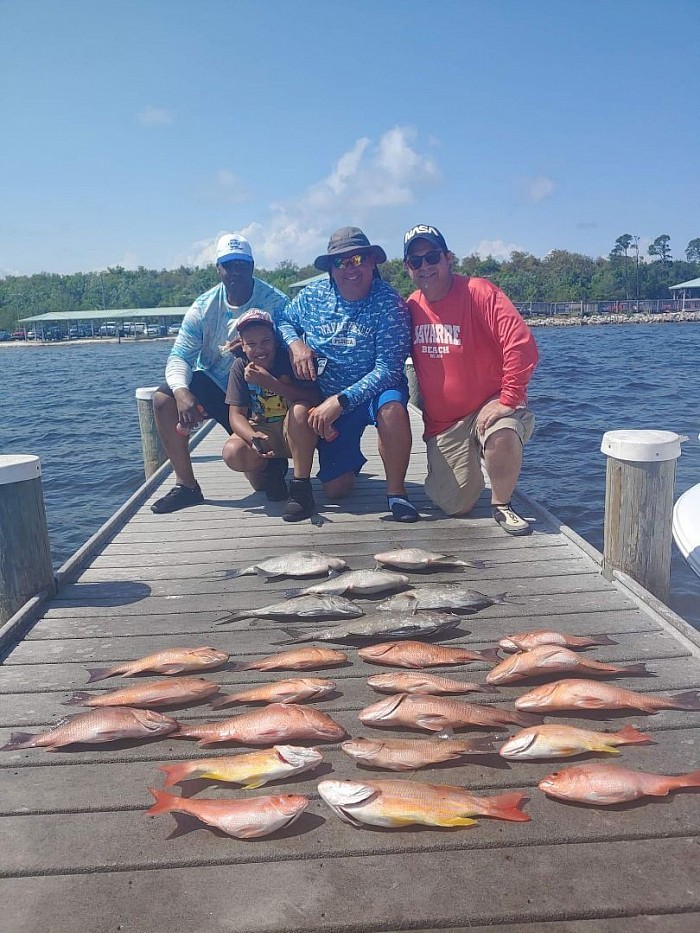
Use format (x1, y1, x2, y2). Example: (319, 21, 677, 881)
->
(314, 226, 387, 272)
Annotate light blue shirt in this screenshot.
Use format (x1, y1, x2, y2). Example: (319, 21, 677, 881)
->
(165, 280, 288, 392)
(277, 276, 410, 409)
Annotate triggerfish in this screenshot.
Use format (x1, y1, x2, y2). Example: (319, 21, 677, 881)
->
(147, 788, 309, 838)
(318, 778, 530, 828)
(499, 723, 653, 760)
(538, 763, 700, 806)
(158, 745, 323, 789)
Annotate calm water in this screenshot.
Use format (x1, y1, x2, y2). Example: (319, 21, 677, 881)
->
(2, 324, 699, 627)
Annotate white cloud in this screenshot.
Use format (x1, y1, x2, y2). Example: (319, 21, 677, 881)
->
(137, 107, 175, 126)
(524, 175, 555, 203)
(475, 239, 525, 261)
(251, 126, 440, 266)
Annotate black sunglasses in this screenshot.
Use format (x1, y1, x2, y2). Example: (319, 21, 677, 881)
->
(406, 249, 444, 270)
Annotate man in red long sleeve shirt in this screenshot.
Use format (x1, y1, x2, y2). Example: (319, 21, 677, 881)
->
(403, 224, 539, 535)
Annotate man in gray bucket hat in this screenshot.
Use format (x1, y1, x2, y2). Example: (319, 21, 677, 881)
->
(276, 226, 420, 523)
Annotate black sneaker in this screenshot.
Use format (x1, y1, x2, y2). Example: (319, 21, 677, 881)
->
(264, 458, 289, 502)
(283, 478, 316, 522)
(151, 483, 204, 514)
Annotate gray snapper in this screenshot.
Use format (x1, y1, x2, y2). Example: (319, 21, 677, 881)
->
(374, 548, 486, 571)
(379, 585, 506, 614)
(215, 595, 364, 625)
(279, 610, 464, 645)
(285, 569, 411, 599)
(230, 551, 348, 581)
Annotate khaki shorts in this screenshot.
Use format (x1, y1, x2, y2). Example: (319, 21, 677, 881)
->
(425, 403, 534, 516)
(251, 418, 291, 458)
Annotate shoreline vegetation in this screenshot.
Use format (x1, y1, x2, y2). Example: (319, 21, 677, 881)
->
(2, 310, 700, 349)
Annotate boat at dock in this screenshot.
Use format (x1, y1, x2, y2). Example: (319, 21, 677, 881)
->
(673, 436, 700, 580)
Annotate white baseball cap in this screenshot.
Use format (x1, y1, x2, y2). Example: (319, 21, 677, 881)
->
(216, 233, 254, 264)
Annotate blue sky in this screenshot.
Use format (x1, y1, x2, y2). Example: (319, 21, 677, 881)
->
(1, 0, 699, 276)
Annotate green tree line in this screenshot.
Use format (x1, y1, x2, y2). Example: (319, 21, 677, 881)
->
(1, 235, 698, 333)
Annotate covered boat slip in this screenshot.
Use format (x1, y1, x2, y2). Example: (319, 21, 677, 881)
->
(1, 411, 700, 932)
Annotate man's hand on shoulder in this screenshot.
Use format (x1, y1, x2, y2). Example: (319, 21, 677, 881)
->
(288, 339, 317, 382)
(477, 400, 515, 435)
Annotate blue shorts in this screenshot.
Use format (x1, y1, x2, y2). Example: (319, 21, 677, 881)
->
(317, 386, 409, 484)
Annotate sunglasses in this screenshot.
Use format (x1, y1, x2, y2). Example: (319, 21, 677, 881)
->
(406, 249, 444, 270)
(332, 253, 369, 270)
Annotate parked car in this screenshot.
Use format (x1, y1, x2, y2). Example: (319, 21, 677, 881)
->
(10, 330, 26, 340)
(0, 330, 10, 341)
(146, 324, 164, 337)
(68, 326, 91, 338)
(98, 322, 117, 336)
(167, 323, 181, 336)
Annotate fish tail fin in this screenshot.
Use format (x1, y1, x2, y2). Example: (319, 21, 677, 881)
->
(274, 627, 308, 646)
(623, 662, 651, 676)
(479, 647, 502, 662)
(463, 735, 500, 754)
(284, 587, 303, 598)
(213, 612, 240, 626)
(615, 724, 654, 745)
(229, 569, 244, 579)
(593, 635, 618, 645)
(484, 791, 531, 822)
(146, 787, 177, 814)
(63, 692, 92, 706)
(670, 690, 700, 710)
(157, 762, 196, 788)
(86, 667, 114, 683)
(479, 683, 500, 694)
(675, 769, 700, 789)
(1, 731, 37, 751)
(513, 711, 543, 727)
(492, 592, 509, 604)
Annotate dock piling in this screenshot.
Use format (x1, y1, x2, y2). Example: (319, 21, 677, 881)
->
(135, 386, 167, 478)
(601, 429, 683, 602)
(0, 455, 55, 624)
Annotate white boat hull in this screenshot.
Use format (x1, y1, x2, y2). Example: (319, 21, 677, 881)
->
(673, 482, 700, 579)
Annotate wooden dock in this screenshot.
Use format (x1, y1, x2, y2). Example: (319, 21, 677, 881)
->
(2, 409, 699, 932)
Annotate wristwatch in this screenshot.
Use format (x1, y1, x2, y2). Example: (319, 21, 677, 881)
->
(337, 393, 350, 411)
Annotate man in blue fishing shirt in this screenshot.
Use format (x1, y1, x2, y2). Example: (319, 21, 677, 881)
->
(151, 233, 288, 514)
(277, 226, 419, 524)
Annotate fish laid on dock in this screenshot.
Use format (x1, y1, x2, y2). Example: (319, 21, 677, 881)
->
(175, 703, 346, 746)
(366, 672, 498, 696)
(499, 723, 653, 760)
(65, 677, 220, 709)
(279, 610, 464, 644)
(147, 788, 310, 838)
(285, 569, 411, 599)
(1, 708, 178, 750)
(340, 735, 498, 771)
(86, 647, 229, 683)
(373, 548, 486, 571)
(499, 630, 617, 652)
(486, 645, 649, 685)
(358, 640, 500, 669)
(538, 762, 700, 806)
(378, 585, 506, 614)
(211, 678, 336, 708)
(514, 680, 700, 713)
(158, 745, 323, 789)
(234, 647, 349, 672)
(359, 693, 540, 732)
(215, 595, 363, 625)
(318, 778, 530, 828)
(230, 551, 348, 580)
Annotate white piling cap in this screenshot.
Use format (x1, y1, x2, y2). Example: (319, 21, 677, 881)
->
(135, 386, 161, 400)
(601, 429, 683, 463)
(0, 454, 42, 485)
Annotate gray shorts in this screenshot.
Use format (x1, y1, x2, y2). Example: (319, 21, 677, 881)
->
(425, 402, 534, 515)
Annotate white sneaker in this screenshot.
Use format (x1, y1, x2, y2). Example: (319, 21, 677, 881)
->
(492, 503, 531, 536)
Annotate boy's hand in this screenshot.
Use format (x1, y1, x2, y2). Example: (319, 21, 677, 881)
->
(244, 362, 275, 390)
(249, 432, 274, 458)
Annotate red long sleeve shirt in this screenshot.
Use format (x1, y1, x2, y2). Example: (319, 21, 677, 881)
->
(408, 275, 539, 439)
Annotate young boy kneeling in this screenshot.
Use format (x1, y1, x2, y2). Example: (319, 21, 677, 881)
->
(223, 309, 320, 502)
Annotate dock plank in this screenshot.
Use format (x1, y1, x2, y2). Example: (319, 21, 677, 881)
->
(1, 414, 699, 932)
